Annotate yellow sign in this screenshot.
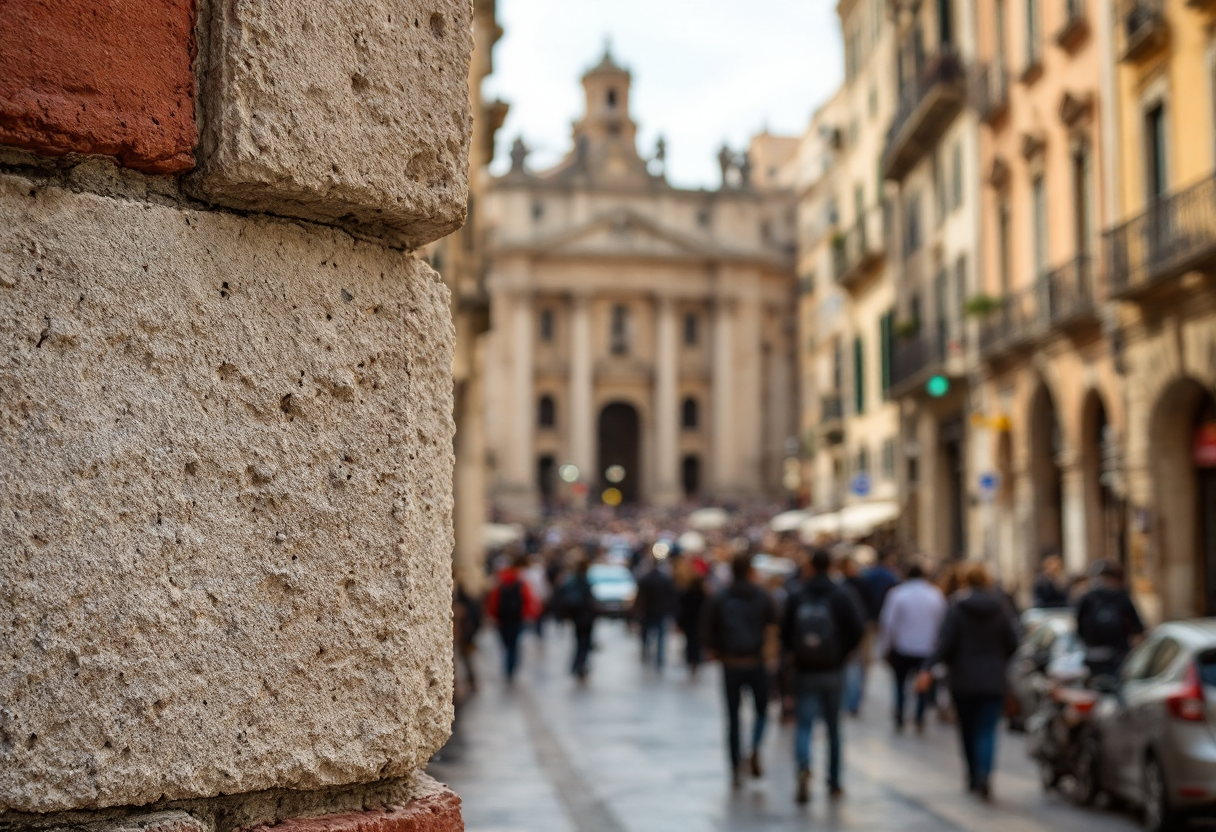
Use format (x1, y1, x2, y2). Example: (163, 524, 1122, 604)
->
(970, 413, 1011, 432)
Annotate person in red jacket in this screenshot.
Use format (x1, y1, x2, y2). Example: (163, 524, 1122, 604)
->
(485, 554, 542, 682)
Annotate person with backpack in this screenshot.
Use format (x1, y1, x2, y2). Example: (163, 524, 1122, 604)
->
(555, 558, 598, 681)
(485, 554, 541, 683)
(1075, 559, 1144, 679)
(782, 548, 865, 804)
(635, 555, 679, 670)
(702, 552, 779, 789)
(916, 562, 1019, 801)
(675, 573, 708, 679)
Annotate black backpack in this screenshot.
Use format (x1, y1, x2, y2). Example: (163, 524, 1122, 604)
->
(793, 591, 841, 669)
(1083, 595, 1126, 649)
(555, 577, 591, 622)
(719, 592, 765, 657)
(497, 582, 524, 626)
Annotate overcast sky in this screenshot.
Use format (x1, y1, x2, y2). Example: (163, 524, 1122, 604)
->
(484, 0, 843, 189)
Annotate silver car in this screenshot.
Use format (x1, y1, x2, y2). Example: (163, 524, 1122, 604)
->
(1089, 619, 1216, 832)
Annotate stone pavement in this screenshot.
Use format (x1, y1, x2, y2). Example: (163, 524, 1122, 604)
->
(428, 621, 1141, 832)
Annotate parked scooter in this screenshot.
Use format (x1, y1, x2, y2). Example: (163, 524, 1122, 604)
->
(1027, 649, 1104, 805)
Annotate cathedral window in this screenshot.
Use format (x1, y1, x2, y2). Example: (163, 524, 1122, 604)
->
(607, 88, 617, 109)
(532, 200, 545, 221)
(610, 304, 630, 355)
(538, 395, 556, 429)
(681, 398, 699, 430)
(683, 312, 699, 346)
(539, 308, 555, 342)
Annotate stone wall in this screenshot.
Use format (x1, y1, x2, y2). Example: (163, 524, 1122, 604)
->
(0, 1, 469, 829)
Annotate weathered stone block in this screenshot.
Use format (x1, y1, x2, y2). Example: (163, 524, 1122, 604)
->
(0, 0, 196, 174)
(0, 173, 455, 812)
(243, 776, 462, 832)
(45, 811, 211, 832)
(190, 0, 473, 250)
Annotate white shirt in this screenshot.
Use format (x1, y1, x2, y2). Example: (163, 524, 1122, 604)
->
(880, 579, 947, 659)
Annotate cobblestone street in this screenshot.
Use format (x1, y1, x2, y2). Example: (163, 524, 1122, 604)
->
(429, 621, 1141, 832)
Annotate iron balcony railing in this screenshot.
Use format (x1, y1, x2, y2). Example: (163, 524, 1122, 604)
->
(832, 207, 885, 287)
(1108, 173, 1216, 297)
(973, 62, 1010, 124)
(978, 284, 1039, 357)
(1119, 0, 1167, 61)
(820, 394, 844, 425)
(1040, 254, 1098, 326)
(883, 49, 966, 180)
(890, 331, 950, 393)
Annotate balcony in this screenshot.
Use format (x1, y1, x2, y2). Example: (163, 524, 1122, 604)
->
(1108, 173, 1216, 299)
(819, 394, 845, 445)
(890, 331, 963, 398)
(1119, 0, 1168, 63)
(832, 208, 885, 290)
(1040, 255, 1100, 328)
(978, 285, 1040, 360)
(973, 63, 1010, 125)
(1056, 0, 1091, 51)
(882, 50, 967, 181)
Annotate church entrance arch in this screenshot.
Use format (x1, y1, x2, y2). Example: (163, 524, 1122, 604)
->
(598, 402, 641, 504)
(1029, 383, 1064, 567)
(1150, 378, 1216, 616)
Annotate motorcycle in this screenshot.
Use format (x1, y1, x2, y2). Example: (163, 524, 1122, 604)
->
(1026, 650, 1104, 805)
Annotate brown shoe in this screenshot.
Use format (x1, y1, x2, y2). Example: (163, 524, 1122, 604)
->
(749, 750, 763, 779)
(796, 768, 811, 804)
(829, 785, 845, 800)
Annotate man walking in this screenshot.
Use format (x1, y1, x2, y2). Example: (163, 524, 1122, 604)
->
(783, 549, 865, 804)
(703, 553, 779, 788)
(880, 562, 947, 732)
(485, 554, 541, 683)
(555, 558, 598, 682)
(1031, 553, 1069, 609)
(635, 555, 678, 669)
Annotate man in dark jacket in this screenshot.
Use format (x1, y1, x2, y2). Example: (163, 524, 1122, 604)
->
(921, 562, 1019, 800)
(1075, 559, 1144, 678)
(556, 559, 598, 681)
(635, 557, 679, 669)
(1031, 553, 1069, 609)
(782, 549, 865, 804)
(703, 553, 779, 789)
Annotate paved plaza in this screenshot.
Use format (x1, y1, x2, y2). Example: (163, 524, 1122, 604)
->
(428, 621, 1141, 832)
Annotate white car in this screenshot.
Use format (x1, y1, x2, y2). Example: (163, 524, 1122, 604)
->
(587, 563, 637, 618)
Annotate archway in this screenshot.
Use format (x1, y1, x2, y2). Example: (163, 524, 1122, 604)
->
(1150, 378, 1216, 616)
(1080, 390, 1124, 569)
(598, 402, 641, 504)
(681, 455, 701, 499)
(1029, 383, 1064, 569)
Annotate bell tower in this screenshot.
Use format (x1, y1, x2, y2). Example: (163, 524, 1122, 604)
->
(567, 44, 648, 180)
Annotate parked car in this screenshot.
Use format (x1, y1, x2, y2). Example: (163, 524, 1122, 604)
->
(1009, 609, 1079, 730)
(587, 563, 637, 619)
(1088, 619, 1216, 832)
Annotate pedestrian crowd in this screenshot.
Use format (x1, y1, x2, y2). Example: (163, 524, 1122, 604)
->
(454, 506, 1144, 808)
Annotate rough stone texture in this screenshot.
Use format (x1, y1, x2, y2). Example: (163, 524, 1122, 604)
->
(43, 812, 210, 832)
(0, 172, 456, 812)
(243, 776, 462, 832)
(0, 0, 196, 174)
(189, 0, 473, 251)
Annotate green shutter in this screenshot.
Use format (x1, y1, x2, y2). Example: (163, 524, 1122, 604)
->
(853, 336, 865, 415)
(880, 311, 893, 399)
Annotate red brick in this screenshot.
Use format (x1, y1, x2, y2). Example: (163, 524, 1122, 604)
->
(245, 788, 464, 832)
(0, 0, 195, 174)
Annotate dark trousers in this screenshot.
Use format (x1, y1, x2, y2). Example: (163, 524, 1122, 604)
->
(572, 623, 594, 677)
(953, 693, 1004, 788)
(887, 650, 932, 727)
(794, 670, 844, 787)
(684, 631, 703, 670)
(498, 624, 522, 680)
(640, 616, 667, 667)
(722, 664, 769, 769)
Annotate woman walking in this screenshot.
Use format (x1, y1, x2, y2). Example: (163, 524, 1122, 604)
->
(918, 562, 1018, 800)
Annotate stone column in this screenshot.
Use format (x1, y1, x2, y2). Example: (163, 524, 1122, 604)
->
(734, 296, 763, 495)
(568, 292, 595, 494)
(502, 290, 537, 516)
(1060, 455, 1088, 575)
(712, 295, 737, 494)
(454, 336, 488, 594)
(653, 295, 681, 506)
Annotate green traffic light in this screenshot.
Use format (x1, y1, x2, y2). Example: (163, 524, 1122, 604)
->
(926, 375, 950, 398)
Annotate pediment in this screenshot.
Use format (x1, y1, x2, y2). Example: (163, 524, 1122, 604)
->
(535, 210, 713, 260)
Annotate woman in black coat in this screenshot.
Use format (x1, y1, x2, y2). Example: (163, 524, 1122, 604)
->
(675, 575, 708, 678)
(919, 561, 1019, 800)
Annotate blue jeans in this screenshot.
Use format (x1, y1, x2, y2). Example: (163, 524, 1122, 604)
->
(641, 617, 667, 668)
(844, 659, 864, 714)
(572, 624, 593, 677)
(498, 625, 522, 680)
(794, 671, 844, 788)
(722, 665, 769, 769)
(888, 650, 932, 727)
(953, 693, 1004, 787)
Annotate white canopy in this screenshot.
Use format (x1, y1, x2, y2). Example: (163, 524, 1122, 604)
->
(677, 530, 707, 553)
(483, 522, 524, 548)
(687, 507, 729, 531)
(769, 509, 810, 533)
(798, 512, 841, 541)
(799, 500, 900, 541)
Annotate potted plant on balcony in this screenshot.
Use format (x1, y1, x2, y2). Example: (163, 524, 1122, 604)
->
(893, 317, 920, 339)
(964, 293, 1003, 319)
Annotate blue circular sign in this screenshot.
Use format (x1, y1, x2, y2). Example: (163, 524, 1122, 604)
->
(850, 472, 872, 497)
(978, 471, 1000, 493)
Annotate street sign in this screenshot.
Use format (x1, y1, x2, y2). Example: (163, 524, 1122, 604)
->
(850, 471, 872, 497)
(978, 471, 1000, 495)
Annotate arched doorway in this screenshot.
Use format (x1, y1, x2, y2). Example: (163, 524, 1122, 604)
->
(598, 402, 641, 504)
(1029, 384, 1064, 567)
(681, 454, 701, 499)
(1150, 378, 1216, 616)
(1080, 390, 1125, 568)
